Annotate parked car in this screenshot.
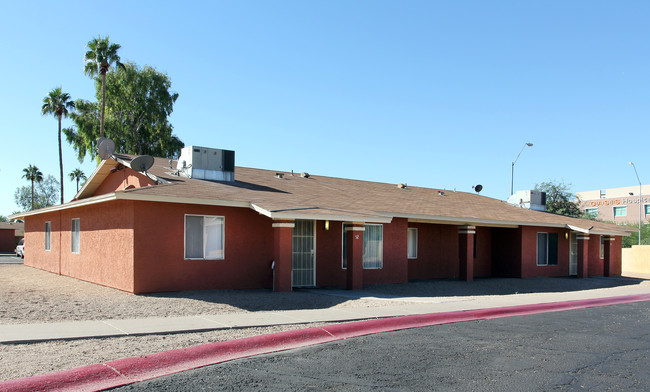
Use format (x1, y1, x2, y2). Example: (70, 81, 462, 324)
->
(15, 238, 24, 259)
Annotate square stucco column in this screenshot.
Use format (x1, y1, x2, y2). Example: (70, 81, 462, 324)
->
(577, 235, 589, 278)
(603, 237, 614, 277)
(273, 220, 294, 292)
(346, 224, 365, 290)
(458, 226, 475, 282)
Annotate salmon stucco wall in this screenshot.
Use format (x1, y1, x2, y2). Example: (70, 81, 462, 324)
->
(473, 226, 492, 278)
(315, 221, 345, 287)
(407, 223, 459, 280)
(93, 167, 155, 197)
(588, 235, 604, 276)
(132, 202, 274, 293)
(24, 201, 135, 292)
(363, 218, 409, 285)
(24, 213, 62, 274)
(520, 226, 570, 278)
(60, 200, 135, 292)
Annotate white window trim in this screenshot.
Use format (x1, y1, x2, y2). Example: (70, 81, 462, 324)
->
(71, 218, 80, 254)
(363, 224, 383, 269)
(613, 205, 627, 217)
(184, 214, 225, 260)
(45, 221, 51, 251)
(407, 227, 418, 259)
(536, 232, 558, 266)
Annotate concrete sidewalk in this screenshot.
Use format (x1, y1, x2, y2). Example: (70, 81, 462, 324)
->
(2, 278, 649, 344)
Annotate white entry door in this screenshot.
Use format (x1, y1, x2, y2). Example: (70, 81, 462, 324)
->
(569, 232, 578, 276)
(292, 220, 316, 287)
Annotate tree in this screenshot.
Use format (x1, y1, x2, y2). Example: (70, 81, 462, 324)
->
(22, 165, 43, 210)
(69, 168, 87, 192)
(42, 87, 75, 204)
(83, 36, 124, 139)
(0, 215, 7, 222)
(534, 180, 583, 218)
(66, 62, 183, 160)
(15, 175, 59, 211)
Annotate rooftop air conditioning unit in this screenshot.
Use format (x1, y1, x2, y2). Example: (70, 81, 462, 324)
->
(176, 146, 235, 181)
(507, 190, 546, 211)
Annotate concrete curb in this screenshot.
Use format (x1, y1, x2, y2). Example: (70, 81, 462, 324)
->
(2, 293, 649, 392)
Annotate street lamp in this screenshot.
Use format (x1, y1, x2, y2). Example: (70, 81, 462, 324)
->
(629, 162, 642, 245)
(511, 143, 533, 195)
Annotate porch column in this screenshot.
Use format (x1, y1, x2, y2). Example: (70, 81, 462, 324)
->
(577, 235, 589, 278)
(273, 220, 294, 292)
(458, 225, 475, 282)
(346, 223, 365, 290)
(603, 237, 614, 277)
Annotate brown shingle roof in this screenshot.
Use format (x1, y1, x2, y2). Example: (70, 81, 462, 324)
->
(12, 154, 633, 236)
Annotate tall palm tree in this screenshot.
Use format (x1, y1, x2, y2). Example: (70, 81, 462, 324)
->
(22, 165, 43, 210)
(83, 36, 124, 139)
(42, 87, 75, 204)
(68, 168, 87, 193)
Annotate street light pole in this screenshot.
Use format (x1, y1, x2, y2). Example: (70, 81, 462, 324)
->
(629, 162, 642, 245)
(511, 143, 533, 195)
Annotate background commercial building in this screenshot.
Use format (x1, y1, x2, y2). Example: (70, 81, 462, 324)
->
(577, 185, 650, 224)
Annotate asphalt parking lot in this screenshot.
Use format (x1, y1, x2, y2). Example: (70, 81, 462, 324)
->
(0, 252, 22, 263)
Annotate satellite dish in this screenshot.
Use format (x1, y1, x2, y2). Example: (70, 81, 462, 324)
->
(97, 138, 115, 160)
(473, 184, 483, 194)
(131, 155, 154, 172)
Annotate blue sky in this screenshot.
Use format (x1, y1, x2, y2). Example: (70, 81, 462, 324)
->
(1, 1, 648, 216)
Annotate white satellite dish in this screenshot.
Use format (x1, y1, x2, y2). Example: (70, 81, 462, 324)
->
(97, 138, 116, 160)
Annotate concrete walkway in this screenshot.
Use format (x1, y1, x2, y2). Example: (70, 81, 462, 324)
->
(2, 277, 649, 344)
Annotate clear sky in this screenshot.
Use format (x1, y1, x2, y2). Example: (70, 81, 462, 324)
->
(1, 1, 648, 216)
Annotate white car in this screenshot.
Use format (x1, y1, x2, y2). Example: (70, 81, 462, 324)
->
(15, 239, 24, 259)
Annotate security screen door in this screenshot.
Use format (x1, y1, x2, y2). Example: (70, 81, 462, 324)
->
(292, 220, 316, 287)
(569, 232, 578, 276)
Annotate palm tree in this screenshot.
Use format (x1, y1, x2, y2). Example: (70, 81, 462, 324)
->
(83, 36, 124, 139)
(22, 165, 43, 210)
(42, 87, 75, 204)
(69, 168, 87, 193)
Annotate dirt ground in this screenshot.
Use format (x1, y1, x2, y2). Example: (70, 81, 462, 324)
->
(0, 264, 647, 382)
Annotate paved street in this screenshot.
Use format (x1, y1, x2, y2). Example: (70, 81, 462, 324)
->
(114, 301, 650, 391)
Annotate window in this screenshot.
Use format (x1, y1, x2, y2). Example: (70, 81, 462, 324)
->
(71, 219, 80, 254)
(407, 228, 418, 259)
(585, 208, 598, 218)
(45, 222, 51, 251)
(185, 215, 224, 260)
(537, 233, 558, 266)
(600, 236, 605, 259)
(342, 224, 384, 269)
(363, 224, 383, 269)
(600, 190, 606, 198)
(645, 205, 650, 216)
(613, 206, 627, 217)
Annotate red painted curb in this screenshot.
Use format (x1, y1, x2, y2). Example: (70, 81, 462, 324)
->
(2, 293, 649, 392)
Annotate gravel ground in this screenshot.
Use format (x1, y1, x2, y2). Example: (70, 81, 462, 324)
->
(0, 264, 647, 382)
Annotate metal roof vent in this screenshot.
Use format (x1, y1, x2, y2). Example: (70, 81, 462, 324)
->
(397, 183, 407, 189)
(176, 146, 235, 181)
(276, 172, 284, 179)
(300, 172, 310, 178)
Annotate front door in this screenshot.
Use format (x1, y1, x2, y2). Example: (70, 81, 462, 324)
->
(292, 220, 316, 287)
(569, 232, 578, 276)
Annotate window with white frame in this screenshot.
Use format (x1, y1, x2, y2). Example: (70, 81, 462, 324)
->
(342, 223, 384, 269)
(185, 215, 225, 260)
(45, 222, 51, 251)
(71, 218, 80, 253)
(407, 228, 417, 259)
(537, 232, 558, 266)
(363, 224, 383, 269)
(600, 236, 605, 259)
(613, 206, 627, 217)
(585, 208, 598, 218)
(645, 204, 650, 215)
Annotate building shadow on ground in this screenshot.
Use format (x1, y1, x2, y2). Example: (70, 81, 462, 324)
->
(144, 276, 647, 312)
